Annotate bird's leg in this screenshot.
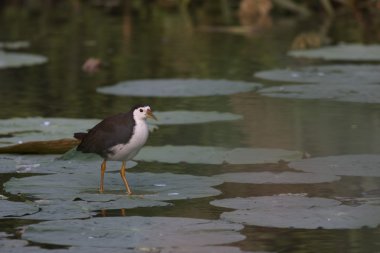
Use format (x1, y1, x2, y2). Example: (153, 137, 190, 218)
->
(99, 159, 107, 193)
(120, 161, 132, 195)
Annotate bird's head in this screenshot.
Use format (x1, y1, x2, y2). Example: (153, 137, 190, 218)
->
(132, 105, 157, 121)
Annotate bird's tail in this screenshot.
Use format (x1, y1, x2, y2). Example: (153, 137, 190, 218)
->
(73, 132, 87, 140)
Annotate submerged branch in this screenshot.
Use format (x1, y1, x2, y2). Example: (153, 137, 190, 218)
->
(0, 139, 79, 154)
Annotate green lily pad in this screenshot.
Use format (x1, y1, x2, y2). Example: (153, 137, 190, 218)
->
(210, 195, 380, 229)
(0, 118, 99, 146)
(0, 112, 241, 147)
(213, 172, 340, 184)
(154, 111, 242, 124)
(337, 197, 380, 207)
(97, 79, 261, 97)
(256, 65, 380, 103)
(255, 65, 380, 84)
(260, 83, 380, 103)
(288, 44, 380, 61)
(22, 198, 169, 220)
(5, 171, 222, 202)
(0, 41, 30, 50)
(0, 238, 44, 253)
(136, 145, 302, 165)
(159, 246, 254, 253)
(0, 154, 137, 174)
(82, 196, 170, 211)
(0, 238, 140, 253)
(0, 51, 47, 68)
(289, 154, 380, 177)
(21, 200, 94, 220)
(4, 164, 221, 219)
(0, 154, 60, 173)
(0, 200, 38, 218)
(23, 217, 245, 248)
(0, 233, 251, 253)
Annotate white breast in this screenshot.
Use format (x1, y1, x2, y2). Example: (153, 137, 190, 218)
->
(107, 119, 149, 161)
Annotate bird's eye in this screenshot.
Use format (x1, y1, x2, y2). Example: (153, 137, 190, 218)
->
(139, 109, 143, 112)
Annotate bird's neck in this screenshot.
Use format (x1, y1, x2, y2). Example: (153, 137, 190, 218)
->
(134, 118, 148, 128)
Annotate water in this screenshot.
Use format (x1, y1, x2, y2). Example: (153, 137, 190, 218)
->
(1, 2, 380, 252)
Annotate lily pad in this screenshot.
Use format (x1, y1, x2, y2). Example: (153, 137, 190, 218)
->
(260, 83, 380, 103)
(0, 117, 99, 146)
(0, 154, 58, 173)
(0, 238, 139, 253)
(0, 112, 241, 147)
(23, 217, 245, 248)
(21, 200, 94, 220)
(0, 154, 137, 174)
(255, 65, 380, 84)
(289, 154, 380, 177)
(0, 51, 47, 69)
(4, 171, 222, 202)
(213, 172, 340, 184)
(0, 200, 38, 218)
(288, 44, 380, 61)
(256, 65, 380, 103)
(210, 195, 380, 229)
(136, 145, 302, 165)
(159, 246, 254, 253)
(97, 79, 261, 97)
(0, 41, 30, 50)
(4, 166, 221, 219)
(154, 111, 242, 124)
(22, 198, 169, 220)
(336, 197, 380, 207)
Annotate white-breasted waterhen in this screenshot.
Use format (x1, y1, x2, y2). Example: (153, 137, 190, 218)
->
(74, 105, 157, 194)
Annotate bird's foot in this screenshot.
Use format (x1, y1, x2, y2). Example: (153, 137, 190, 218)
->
(127, 193, 145, 199)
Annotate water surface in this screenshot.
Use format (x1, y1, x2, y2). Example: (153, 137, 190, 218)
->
(1, 2, 380, 253)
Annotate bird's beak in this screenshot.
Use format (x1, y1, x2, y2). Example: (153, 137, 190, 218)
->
(146, 109, 157, 120)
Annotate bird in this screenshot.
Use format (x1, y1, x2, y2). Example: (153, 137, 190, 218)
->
(73, 105, 157, 194)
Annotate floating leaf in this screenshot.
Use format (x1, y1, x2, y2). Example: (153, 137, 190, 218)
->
(97, 79, 261, 97)
(154, 111, 242, 125)
(0, 154, 137, 174)
(336, 197, 380, 207)
(0, 51, 47, 68)
(0, 118, 99, 146)
(159, 246, 252, 253)
(213, 172, 340, 184)
(210, 195, 380, 229)
(225, 148, 302, 164)
(0, 41, 30, 50)
(260, 83, 380, 103)
(0, 112, 242, 148)
(4, 162, 222, 219)
(255, 65, 380, 84)
(136, 145, 302, 165)
(5, 171, 222, 202)
(256, 65, 380, 103)
(80, 196, 170, 211)
(0, 200, 38, 218)
(23, 217, 245, 248)
(289, 154, 380, 177)
(0, 238, 139, 253)
(22, 198, 169, 220)
(21, 200, 94, 220)
(288, 44, 380, 61)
